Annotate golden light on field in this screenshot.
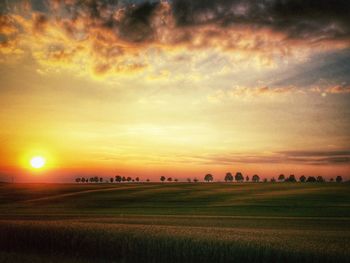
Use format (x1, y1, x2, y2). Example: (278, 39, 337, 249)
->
(30, 156, 46, 169)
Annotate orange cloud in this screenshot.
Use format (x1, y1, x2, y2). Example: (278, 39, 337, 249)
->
(325, 85, 350, 94)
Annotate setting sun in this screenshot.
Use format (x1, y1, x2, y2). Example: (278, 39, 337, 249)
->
(30, 156, 46, 169)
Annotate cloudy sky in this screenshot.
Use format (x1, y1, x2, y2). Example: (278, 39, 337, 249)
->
(0, 0, 349, 182)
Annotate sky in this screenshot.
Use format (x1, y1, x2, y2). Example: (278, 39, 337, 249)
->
(0, 0, 349, 182)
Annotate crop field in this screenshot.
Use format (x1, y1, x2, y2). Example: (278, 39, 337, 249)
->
(0, 182, 349, 262)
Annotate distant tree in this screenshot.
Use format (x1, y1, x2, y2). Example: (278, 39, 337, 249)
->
(299, 175, 306, 182)
(75, 177, 81, 183)
(286, 174, 296, 182)
(127, 177, 132, 182)
(122, 176, 126, 182)
(336, 176, 343, 183)
(278, 174, 285, 182)
(252, 174, 260, 182)
(160, 176, 166, 182)
(224, 172, 233, 182)
(132, 179, 135, 182)
(263, 178, 268, 183)
(85, 178, 88, 183)
(81, 178, 86, 183)
(167, 177, 172, 182)
(193, 178, 199, 183)
(270, 177, 276, 182)
(316, 176, 325, 183)
(110, 178, 114, 183)
(245, 176, 249, 182)
(174, 179, 178, 182)
(94, 176, 99, 183)
(115, 175, 122, 182)
(330, 178, 334, 182)
(235, 172, 244, 182)
(89, 177, 94, 183)
(99, 177, 103, 183)
(306, 176, 316, 182)
(187, 178, 191, 183)
(135, 177, 140, 182)
(146, 179, 150, 182)
(204, 174, 213, 182)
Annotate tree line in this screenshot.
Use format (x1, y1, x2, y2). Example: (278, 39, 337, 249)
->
(203, 173, 343, 183)
(75, 173, 344, 183)
(75, 175, 147, 183)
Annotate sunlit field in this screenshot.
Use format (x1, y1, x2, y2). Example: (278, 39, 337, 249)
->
(0, 182, 349, 263)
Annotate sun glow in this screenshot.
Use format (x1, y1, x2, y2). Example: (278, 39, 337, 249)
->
(30, 156, 46, 169)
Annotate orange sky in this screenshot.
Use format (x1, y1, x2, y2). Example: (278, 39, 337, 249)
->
(0, 0, 349, 182)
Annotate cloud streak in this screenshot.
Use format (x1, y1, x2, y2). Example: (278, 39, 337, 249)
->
(195, 150, 350, 166)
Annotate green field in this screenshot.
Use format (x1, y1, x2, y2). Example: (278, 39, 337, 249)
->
(0, 182, 349, 262)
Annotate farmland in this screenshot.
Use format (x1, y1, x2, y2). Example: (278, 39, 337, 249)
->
(0, 182, 349, 262)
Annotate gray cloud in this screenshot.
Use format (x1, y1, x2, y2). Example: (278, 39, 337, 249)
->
(172, 0, 350, 41)
(2, 0, 350, 44)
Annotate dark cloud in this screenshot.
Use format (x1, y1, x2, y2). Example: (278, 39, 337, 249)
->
(3, 0, 349, 45)
(1, 0, 350, 76)
(119, 2, 160, 42)
(172, 0, 350, 41)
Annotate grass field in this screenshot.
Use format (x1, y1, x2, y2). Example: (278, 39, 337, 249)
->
(0, 182, 349, 262)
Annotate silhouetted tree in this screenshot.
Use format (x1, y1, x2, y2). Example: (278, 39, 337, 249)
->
(336, 176, 343, 183)
(167, 177, 172, 182)
(278, 174, 285, 182)
(110, 178, 114, 183)
(193, 178, 199, 183)
(122, 176, 126, 182)
(204, 174, 213, 182)
(224, 172, 233, 182)
(89, 177, 94, 183)
(263, 178, 268, 183)
(174, 179, 178, 182)
(330, 178, 334, 182)
(75, 178, 81, 183)
(246, 176, 249, 182)
(187, 178, 191, 183)
(99, 177, 103, 183)
(160, 176, 166, 182)
(94, 176, 99, 183)
(146, 179, 150, 182)
(317, 176, 325, 183)
(81, 178, 86, 183)
(252, 174, 260, 182)
(306, 176, 316, 182)
(127, 177, 132, 182)
(135, 177, 139, 182)
(299, 175, 306, 182)
(115, 175, 122, 182)
(270, 177, 276, 182)
(235, 172, 244, 182)
(286, 174, 296, 182)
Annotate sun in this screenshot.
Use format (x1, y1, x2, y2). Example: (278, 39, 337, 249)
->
(30, 156, 46, 169)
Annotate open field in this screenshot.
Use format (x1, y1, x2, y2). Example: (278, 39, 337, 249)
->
(0, 182, 349, 262)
